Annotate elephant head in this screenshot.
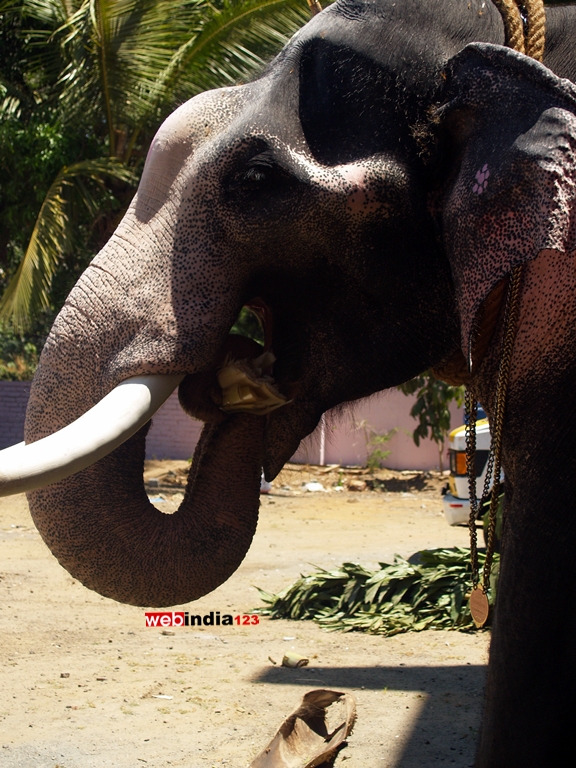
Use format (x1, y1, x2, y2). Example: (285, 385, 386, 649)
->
(2, 2, 576, 625)
(6, 2, 576, 765)
(3, 1, 476, 608)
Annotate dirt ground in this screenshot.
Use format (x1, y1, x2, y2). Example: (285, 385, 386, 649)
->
(0, 463, 489, 768)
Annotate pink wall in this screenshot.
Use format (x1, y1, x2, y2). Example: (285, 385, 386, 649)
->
(146, 392, 203, 460)
(291, 388, 463, 470)
(146, 388, 463, 471)
(0, 383, 463, 471)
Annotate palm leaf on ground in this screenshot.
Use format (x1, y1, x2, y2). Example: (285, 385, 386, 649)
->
(258, 548, 500, 636)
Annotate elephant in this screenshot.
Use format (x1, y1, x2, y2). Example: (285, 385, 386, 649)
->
(2, 0, 576, 764)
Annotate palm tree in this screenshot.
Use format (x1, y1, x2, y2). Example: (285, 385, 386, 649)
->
(0, 0, 311, 330)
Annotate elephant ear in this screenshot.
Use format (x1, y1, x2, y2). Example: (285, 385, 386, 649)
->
(439, 43, 576, 373)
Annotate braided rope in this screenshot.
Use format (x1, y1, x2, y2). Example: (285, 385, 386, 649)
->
(306, 0, 322, 16)
(524, 0, 546, 61)
(491, 0, 546, 61)
(491, 0, 526, 53)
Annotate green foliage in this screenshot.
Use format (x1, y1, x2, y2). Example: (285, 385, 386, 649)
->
(0, 322, 38, 379)
(0, 0, 312, 330)
(398, 371, 464, 471)
(258, 548, 499, 635)
(356, 419, 396, 470)
(1, 158, 136, 329)
(230, 306, 264, 345)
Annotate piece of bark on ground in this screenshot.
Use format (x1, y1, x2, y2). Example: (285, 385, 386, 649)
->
(250, 689, 356, 768)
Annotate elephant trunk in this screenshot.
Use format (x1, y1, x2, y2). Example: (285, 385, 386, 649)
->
(9, 83, 272, 607)
(26, 413, 264, 607)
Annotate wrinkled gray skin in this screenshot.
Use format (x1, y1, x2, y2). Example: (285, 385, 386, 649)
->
(24, 1, 576, 765)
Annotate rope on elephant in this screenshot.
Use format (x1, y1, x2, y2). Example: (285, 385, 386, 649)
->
(306, 0, 322, 16)
(491, 0, 546, 62)
(524, 0, 546, 61)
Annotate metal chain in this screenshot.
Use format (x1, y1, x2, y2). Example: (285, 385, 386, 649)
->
(466, 264, 524, 594)
(466, 0, 543, 602)
(465, 391, 497, 590)
(465, 392, 480, 588)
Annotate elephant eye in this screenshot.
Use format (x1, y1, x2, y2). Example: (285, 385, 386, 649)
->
(227, 151, 290, 197)
(230, 161, 274, 192)
(225, 151, 298, 210)
(242, 165, 270, 185)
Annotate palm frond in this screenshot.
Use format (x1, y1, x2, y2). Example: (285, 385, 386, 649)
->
(9, 1, 85, 109)
(0, 81, 25, 118)
(0, 158, 136, 330)
(19, 0, 74, 25)
(258, 548, 500, 635)
(1, 0, 317, 325)
(53, 0, 311, 144)
(147, 0, 310, 114)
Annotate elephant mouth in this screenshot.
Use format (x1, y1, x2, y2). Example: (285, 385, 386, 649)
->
(0, 299, 294, 499)
(178, 298, 292, 422)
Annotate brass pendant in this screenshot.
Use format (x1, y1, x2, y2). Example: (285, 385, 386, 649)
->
(469, 587, 490, 628)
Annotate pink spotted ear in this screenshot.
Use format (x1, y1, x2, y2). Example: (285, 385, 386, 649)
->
(439, 43, 576, 370)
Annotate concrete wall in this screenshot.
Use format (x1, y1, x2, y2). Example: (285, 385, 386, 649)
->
(292, 388, 463, 471)
(0, 381, 204, 460)
(0, 381, 463, 470)
(145, 392, 204, 460)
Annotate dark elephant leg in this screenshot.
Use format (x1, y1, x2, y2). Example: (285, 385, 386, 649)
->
(476, 367, 576, 767)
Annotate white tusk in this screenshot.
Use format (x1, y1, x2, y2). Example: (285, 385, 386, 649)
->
(0, 374, 185, 497)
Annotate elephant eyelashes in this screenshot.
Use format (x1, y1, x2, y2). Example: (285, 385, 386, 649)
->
(242, 165, 271, 186)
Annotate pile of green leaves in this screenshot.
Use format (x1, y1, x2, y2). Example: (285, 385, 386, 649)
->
(258, 548, 499, 635)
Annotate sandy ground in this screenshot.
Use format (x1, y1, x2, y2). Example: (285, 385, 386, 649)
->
(0, 464, 489, 768)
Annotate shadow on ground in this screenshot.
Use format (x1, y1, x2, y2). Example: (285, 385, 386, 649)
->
(253, 664, 486, 767)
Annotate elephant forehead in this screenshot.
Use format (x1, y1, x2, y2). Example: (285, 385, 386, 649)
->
(135, 87, 252, 222)
(148, 86, 249, 160)
(337, 165, 368, 185)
